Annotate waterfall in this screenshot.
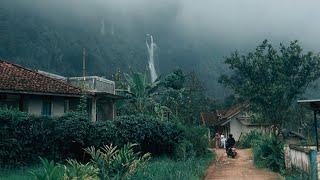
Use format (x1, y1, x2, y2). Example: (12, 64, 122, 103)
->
(146, 34, 158, 83)
(100, 19, 105, 36)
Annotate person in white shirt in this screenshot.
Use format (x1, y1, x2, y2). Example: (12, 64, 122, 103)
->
(220, 133, 226, 148)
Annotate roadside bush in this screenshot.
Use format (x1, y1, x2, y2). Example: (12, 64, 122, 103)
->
(111, 115, 184, 156)
(0, 109, 209, 166)
(0, 109, 56, 166)
(252, 134, 284, 173)
(30, 143, 149, 180)
(111, 115, 209, 158)
(53, 112, 92, 160)
(237, 131, 263, 149)
(175, 125, 208, 158)
(0, 108, 96, 166)
(85, 143, 150, 179)
(63, 159, 99, 180)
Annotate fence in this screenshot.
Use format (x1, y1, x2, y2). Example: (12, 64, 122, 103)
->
(284, 144, 318, 179)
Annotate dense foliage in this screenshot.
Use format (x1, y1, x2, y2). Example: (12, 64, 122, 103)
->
(0, 108, 208, 167)
(0, 0, 227, 97)
(251, 134, 285, 173)
(30, 143, 150, 180)
(118, 70, 213, 125)
(237, 131, 263, 149)
(111, 115, 183, 156)
(0, 154, 214, 180)
(237, 131, 285, 173)
(220, 40, 320, 127)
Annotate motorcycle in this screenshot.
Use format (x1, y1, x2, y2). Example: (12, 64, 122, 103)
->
(226, 147, 237, 158)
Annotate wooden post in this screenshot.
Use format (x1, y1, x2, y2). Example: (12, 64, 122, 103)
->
(314, 111, 319, 152)
(82, 48, 86, 81)
(91, 96, 97, 122)
(309, 150, 318, 180)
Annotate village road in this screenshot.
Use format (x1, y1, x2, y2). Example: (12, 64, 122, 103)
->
(205, 149, 282, 180)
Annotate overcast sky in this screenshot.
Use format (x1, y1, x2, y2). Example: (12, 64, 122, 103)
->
(12, 0, 320, 53)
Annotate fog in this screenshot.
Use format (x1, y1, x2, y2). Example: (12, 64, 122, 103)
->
(12, 0, 320, 51)
(2, 0, 320, 98)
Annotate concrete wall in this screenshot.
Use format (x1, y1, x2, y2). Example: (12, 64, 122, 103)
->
(0, 93, 116, 121)
(229, 112, 270, 141)
(97, 99, 114, 121)
(27, 95, 65, 116)
(52, 97, 65, 116)
(27, 96, 43, 115)
(230, 118, 243, 140)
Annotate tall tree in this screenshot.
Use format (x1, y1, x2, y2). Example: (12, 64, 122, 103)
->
(219, 40, 320, 127)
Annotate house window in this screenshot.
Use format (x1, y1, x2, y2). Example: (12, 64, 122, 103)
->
(64, 99, 69, 113)
(42, 100, 52, 116)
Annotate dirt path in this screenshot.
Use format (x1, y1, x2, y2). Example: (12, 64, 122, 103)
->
(205, 148, 282, 180)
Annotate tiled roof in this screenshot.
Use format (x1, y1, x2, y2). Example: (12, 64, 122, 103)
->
(0, 60, 83, 96)
(216, 103, 249, 125)
(201, 103, 249, 126)
(200, 112, 219, 126)
(222, 103, 249, 119)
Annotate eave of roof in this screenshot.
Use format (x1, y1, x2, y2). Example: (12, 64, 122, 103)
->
(297, 99, 320, 110)
(90, 91, 126, 99)
(0, 90, 81, 97)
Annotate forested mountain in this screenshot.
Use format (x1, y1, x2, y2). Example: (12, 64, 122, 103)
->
(1, 0, 320, 99)
(0, 0, 229, 98)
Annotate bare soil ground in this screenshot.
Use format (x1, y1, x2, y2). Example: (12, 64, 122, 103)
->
(205, 148, 282, 180)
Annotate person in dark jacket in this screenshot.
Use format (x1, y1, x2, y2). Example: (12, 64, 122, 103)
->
(226, 134, 235, 150)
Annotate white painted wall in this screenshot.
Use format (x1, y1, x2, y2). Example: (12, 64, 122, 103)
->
(27, 95, 65, 117)
(52, 97, 65, 116)
(27, 96, 42, 115)
(229, 117, 243, 140)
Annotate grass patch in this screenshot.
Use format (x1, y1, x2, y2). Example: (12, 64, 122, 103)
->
(127, 153, 214, 180)
(0, 154, 214, 180)
(0, 166, 40, 180)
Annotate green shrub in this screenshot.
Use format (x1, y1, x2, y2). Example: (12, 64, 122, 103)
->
(0, 108, 95, 166)
(53, 112, 92, 160)
(237, 131, 263, 149)
(85, 143, 150, 179)
(0, 109, 208, 166)
(30, 143, 149, 180)
(252, 134, 284, 173)
(63, 159, 99, 180)
(177, 125, 208, 158)
(111, 115, 184, 156)
(0, 108, 56, 165)
(111, 115, 209, 158)
(173, 140, 195, 159)
(30, 158, 64, 180)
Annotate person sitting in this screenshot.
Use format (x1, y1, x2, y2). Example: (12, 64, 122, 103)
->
(226, 134, 235, 152)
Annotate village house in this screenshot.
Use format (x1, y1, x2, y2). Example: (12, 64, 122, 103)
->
(201, 103, 270, 141)
(0, 60, 122, 121)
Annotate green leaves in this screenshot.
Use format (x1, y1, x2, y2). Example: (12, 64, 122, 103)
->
(252, 134, 284, 173)
(63, 159, 99, 180)
(85, 143, 150, 179)
(30, 157, 63, 180)
(220, 40, 320, 126)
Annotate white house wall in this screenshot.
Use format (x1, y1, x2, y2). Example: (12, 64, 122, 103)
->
(230, 117, 243, 141)
(52, 97, 65, 116)
(27, 96, 42, 115)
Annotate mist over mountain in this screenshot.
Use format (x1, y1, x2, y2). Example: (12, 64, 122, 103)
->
(1, 0, 320, 99)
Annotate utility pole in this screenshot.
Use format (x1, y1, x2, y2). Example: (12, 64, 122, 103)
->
(82, 47, 86, 81)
